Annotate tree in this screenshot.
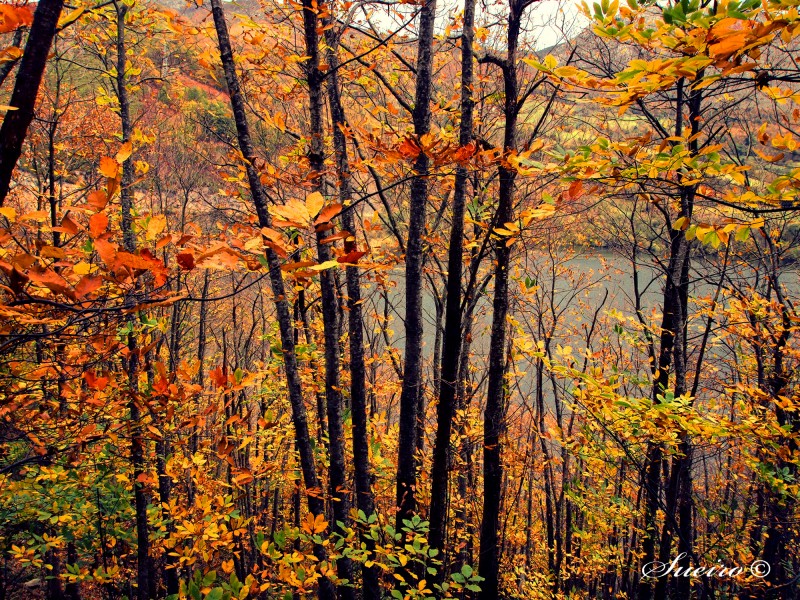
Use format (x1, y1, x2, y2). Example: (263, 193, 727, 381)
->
(0, 0, 63, 205)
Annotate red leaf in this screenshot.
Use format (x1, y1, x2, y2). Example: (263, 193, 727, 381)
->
(27, 268, 76, 300)
(84, 371, 109, 391)
(567, 180, 584, 200)
(210, 366, 227, 388)
(87, 190, 108, 211)
(337, 250, 366, 264)
(398, 137, 422, 159)
(176, 252, 195, 271)
(54, 215, 80, 236)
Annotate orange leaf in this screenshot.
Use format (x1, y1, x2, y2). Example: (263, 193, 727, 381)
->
(89, 212, 109, 238)
(320, 231, 351, 244)
(0, 5, 33, 34)
(314, 203, 343, 226)
(99, 156, 119, 178)
(397, 137, 422, 159)
(84, 371, 109, 391)
(115, 141, 133, 163)
(754, 148, 785, 163)
(94, 239, 118, 266)
(453, 141, 477, 162)
(75, 275, 103, 299)
(87, 190, 108, 211)
(27, 268, 75, 300)
(56, 215, 80, 236)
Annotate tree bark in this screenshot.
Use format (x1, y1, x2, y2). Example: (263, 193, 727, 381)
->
(428, 0, 476, 578)
(299, 1, 355, 596)
(324, 21, 381, 600)
(478, 3, 525, 597)
(0, 0, 64, 205)
(113, 5, 152, 598)
(208, 3, 335, 599)
(395, 0, 437, 533)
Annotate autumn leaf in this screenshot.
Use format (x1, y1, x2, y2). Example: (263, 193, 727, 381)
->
(337, 250, 366, 264)
(75, 275, 103, 299)
(87, 190, 108, 211)
(146, 214, 167, 241)
(27, 268, 76, 300)
(115, 141, 133, 164)
(99, 157, 119, 179)
(314, 203, 343, 226)
(84, 371, 109, 391)
(397, 136, 422, 160)
(305, 191, 325, 219)
(55, 215, 80, 236)
(754, 148, 785, 163)
(94, 239, 118, 267)
(309, 260, 339, 271)
(89, 212, 109, 238)
(0, 5, 33, 34)
(176, 252, 195, 271)
(301, 512, 328, 535)
(269, 198, 309, 226)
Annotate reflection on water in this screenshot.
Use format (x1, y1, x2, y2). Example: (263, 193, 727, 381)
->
(363, 248, 799, 408)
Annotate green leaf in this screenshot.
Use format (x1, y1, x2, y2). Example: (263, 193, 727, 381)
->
(205, 589, 224, 600)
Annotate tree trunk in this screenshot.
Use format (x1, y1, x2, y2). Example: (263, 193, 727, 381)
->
(299, 1, 354, 596)
(394, 0, 437, 532)
(324, 22, 381, 600)
(0, 0, 64, 205)
(208, 3, 335, 599)
(478, 3, 523, 597)
(429, 0, 476, 578)
(113, 5, 151, 599)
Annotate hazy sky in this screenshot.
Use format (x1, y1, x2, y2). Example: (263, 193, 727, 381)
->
(350, 0, 587, 51)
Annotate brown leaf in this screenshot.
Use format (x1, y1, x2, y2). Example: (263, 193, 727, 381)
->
(176, 251, 195, 271)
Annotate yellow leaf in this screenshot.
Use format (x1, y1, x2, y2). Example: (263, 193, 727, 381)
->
(673, 216, 690, 231)
(73, 261, 92, 276)
(310, 260, 339, 271)
(0, 206, 16, 222)
(146, 214, 167, 241)
(269, 198, 310, 225)
(305, 191, 325, 219)
(115, 141, 133, 163)
(58, 7, 84, 28)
